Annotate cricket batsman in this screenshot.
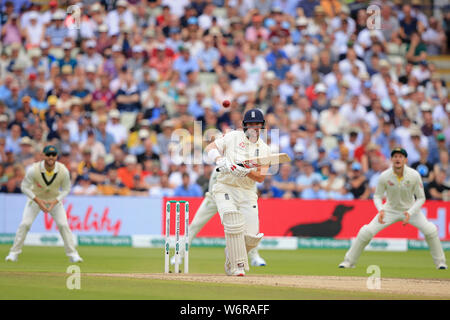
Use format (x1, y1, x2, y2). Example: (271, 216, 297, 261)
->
(5, 145, 83, 263)
(339, 147, 447, 270)
(205, 108, 271, 276)
(172, 166, 267, 267)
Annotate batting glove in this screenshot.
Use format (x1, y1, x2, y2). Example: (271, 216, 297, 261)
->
(216, 157, 233, 173)
(230, 164, 252, 177)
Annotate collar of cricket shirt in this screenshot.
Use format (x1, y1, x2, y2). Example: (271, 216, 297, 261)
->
(40, 160, 59, 174)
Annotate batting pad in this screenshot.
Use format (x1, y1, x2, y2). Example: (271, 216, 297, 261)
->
(223, 211, 249, 271)
(244, 233, 264, 253)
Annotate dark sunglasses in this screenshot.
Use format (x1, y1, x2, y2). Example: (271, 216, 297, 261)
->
(45, 152, 57, 157)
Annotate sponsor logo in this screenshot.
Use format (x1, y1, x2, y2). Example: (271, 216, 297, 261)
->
(191, 238, 226, 247)
(151, 238, 166, 246)
(44, 203, 122, 236)
(368, 241, 388, 248)
(78, 235, 131, 246)
(40, 235, 59, 244)
(0, 234, 15, 244)
(297, 237, 351, 249)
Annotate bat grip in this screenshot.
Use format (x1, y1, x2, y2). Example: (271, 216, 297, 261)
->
(216, 163, 244, 172)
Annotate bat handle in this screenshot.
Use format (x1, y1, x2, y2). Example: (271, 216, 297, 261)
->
(216, 163, 244, 172)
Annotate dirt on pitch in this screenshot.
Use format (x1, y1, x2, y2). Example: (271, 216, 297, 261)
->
(87, 273, 450, 298)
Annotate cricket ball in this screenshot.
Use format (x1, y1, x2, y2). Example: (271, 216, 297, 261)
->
(222, 100, 231, 108)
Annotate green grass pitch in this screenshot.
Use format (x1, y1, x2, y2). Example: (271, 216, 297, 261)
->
(0, 244, 448, 300)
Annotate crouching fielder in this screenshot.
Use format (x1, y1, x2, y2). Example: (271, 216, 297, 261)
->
(205, 108, 270, 276)
(339, 148, 447, 270)
(173, 166, 267, 267)
(5, 145, 83, 263)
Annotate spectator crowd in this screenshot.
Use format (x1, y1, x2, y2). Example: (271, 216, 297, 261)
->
(0, 0, 449, 201)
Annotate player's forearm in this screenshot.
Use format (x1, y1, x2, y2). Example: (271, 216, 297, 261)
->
(205, 142, 222, 162)
(20, 175, 36, 200)
(56, 175, 71, 202)
(373, 177, 386, 212)
(56, 190, 70, 202)
(407, 194, 426, 215)
(21, 184, 36, 200)
(373, 195, 384, 212)
(407, 198, 425, 215)
(407, 177, 426, 215)
(246, 170, 265, 183)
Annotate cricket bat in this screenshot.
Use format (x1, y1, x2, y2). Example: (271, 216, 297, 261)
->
(216, 153, 291, 172)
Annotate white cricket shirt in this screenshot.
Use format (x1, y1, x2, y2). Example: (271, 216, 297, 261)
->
(373, 165, 426, 215)
(214, 130, 271, 190)
(21, 161, 71, 201)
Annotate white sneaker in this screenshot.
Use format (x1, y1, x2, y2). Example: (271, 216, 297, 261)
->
(5, 253, 18, 262)
(69, 254, 83, 263)
(224, 248, 245, 276)
(437, 263, 448, 270)
(230, 267, 245, 276)
(338, 260, 355, 268)
(251, 254, 266, 267)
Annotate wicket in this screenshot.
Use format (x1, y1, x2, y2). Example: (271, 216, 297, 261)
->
(165, 200, 189, 273)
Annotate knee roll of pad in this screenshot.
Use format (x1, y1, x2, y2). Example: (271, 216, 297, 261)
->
(223, 211, 245, 235)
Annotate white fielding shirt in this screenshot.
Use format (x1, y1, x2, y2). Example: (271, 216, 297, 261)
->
(214, 130, 271, 190)
(21, 161, 71, 202)
(373, 165, 426, 215)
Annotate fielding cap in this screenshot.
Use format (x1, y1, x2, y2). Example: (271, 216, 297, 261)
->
(43, 145, 58, 155)
(390, 147, 407, 158)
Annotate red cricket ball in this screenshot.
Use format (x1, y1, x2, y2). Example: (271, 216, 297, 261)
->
(222, 100, 231, 108)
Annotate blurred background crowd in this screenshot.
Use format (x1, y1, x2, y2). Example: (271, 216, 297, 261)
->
(0, 0, 449, 201)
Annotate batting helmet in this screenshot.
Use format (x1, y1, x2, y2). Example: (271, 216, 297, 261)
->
(242, 108, 265, 131)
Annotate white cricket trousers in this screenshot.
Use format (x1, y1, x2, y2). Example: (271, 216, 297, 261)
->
(10, 200, 77, 256)
(344, 210, 446, 267)
(212, 184, 260, 234)
(180, 192, 261, 259)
